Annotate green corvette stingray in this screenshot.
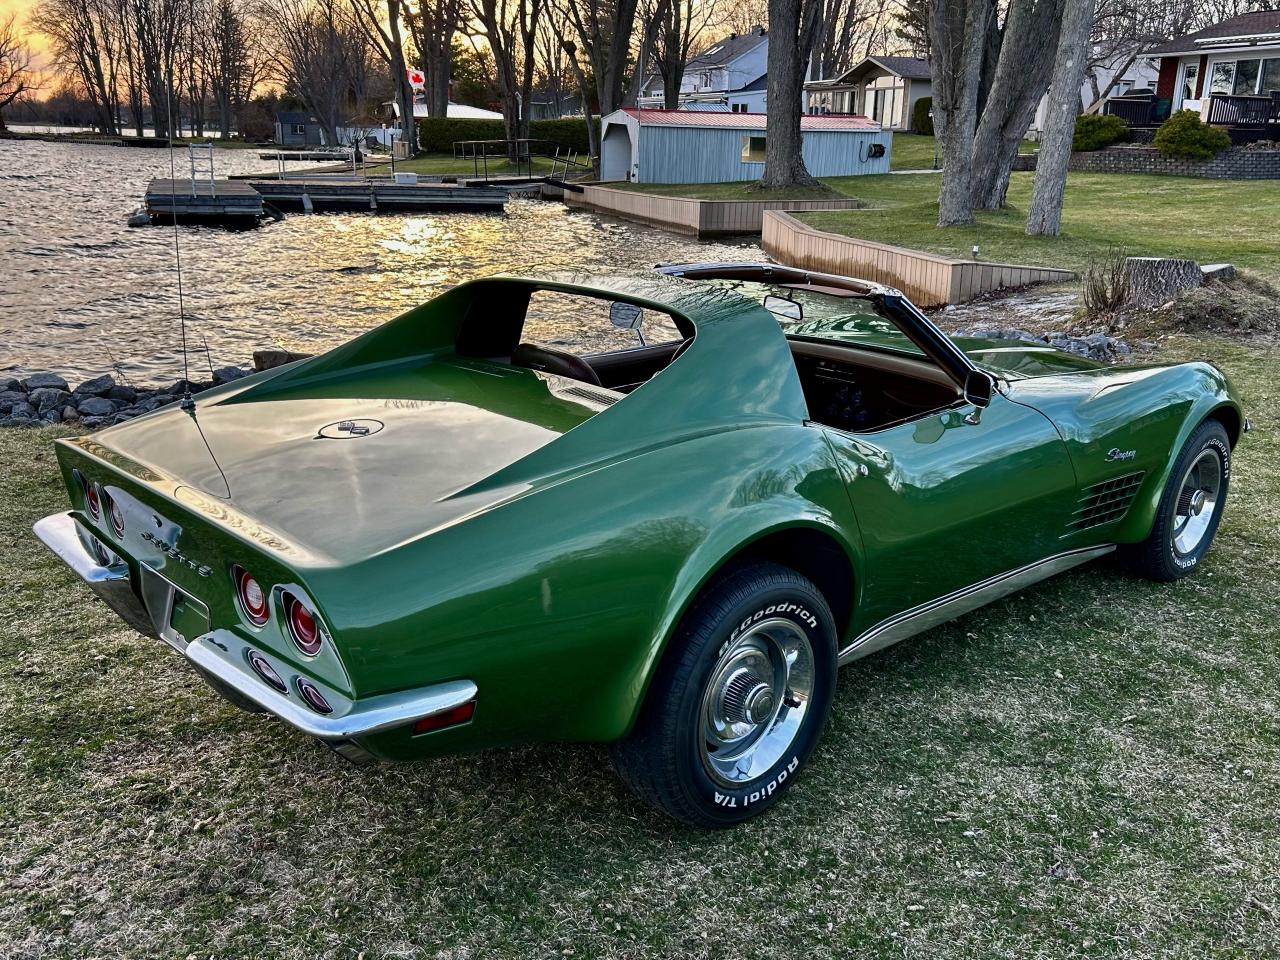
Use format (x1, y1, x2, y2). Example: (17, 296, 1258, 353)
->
(36, 262, 1245, 826)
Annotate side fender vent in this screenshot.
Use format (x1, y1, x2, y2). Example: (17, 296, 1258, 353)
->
(1070, 471, 1146, 532)
(556, 384, 622, 408)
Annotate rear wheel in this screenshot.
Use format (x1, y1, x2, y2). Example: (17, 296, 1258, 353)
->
(610, 562, 837, 828)
(1124, 419, 1231, 581)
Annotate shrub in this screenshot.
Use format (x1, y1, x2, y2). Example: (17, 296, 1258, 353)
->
(1072, 113, 1128, 152)
(911, 96, 933, 136)
(417, 116, 599, 155)
(1153, 110, 1232, 160)
(1082, 247, 1132, 317)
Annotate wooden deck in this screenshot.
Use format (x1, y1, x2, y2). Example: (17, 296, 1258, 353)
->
(144, 178, 265, 222)
(762, 211, 1075, 307)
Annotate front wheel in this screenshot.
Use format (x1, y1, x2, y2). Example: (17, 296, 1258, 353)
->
(609, 562, 837, 828)
(1123, 419, 1231, 582)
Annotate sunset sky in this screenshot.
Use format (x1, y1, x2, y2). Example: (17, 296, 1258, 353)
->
(2, 0, 49, 61)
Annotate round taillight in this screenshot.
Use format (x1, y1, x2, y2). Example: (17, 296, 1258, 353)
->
(85, 481, 101, 520)
(296, 677, 333, 714)
(105, 491, 125, 537)
(233, 564, 270, 627)
(247, 649, 286, 692)
(283, 592, 322, 657)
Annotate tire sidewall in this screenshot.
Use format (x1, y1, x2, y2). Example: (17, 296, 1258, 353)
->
(671, 576, 837, 826)
(1163, 425, 1231, 576)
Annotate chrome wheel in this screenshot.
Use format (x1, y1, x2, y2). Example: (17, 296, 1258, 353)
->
(1172, 449, 1223, 556)
(699, 619, 815, 787)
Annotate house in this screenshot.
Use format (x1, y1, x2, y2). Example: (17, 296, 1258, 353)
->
(1125, 11, 1280, 135)
(1027, 50, 1159, 137)
(638, 27, 773, 112)
(598, 108, 890, 184)
(528, 90, 585, 119)
(804, 56, 932, 132)
(274, 111, 325, 146)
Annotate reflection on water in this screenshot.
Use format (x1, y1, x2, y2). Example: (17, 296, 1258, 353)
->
(0, 140, 760, 384)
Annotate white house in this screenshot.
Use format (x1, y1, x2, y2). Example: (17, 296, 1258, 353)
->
(599, 108, 890, 184)
(804, 56, 933, 132)
(638, 27, 772, 113)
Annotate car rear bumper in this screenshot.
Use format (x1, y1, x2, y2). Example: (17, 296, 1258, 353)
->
(34, 510, 477, 745)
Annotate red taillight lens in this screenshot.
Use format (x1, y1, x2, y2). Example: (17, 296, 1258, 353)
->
(247, 649, 286, 692)
(413, 701, 475, 735)
(296, 677, 333, 714)
(80, 474, 101, 520)
(233, 564, 270, 627)
(283, 592, 322, 656)
(104, 492, 125, 537)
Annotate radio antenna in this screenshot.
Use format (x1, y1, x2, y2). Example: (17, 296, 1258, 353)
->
(165, 80, 195, 413)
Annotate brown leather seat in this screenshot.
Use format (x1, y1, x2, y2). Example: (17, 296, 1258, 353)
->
(510, 343, 602, 386)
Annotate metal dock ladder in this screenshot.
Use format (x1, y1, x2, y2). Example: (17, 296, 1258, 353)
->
(189, 142, 216, 197)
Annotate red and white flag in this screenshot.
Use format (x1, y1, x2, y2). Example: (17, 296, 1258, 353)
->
(406, 67, 426, 90)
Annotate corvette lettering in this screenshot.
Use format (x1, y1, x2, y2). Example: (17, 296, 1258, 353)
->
(1106, 447, 1137, 462)
(141, 530, 212, 577)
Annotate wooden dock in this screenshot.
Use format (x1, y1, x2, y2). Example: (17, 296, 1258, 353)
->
(144, 178, 265, 224)
(245, 177, 507, 213)
(258, 149, 352, 162)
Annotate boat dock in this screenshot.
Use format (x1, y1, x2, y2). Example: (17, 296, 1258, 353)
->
(245, 177, 507, 213)
(143, 178, 266, 224)
(142, 175, 507, 224)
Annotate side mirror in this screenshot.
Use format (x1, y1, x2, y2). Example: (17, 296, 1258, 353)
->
(609, 300, 646, 346)
(763, 294, 803, 322)
(963, 369, 995, 408)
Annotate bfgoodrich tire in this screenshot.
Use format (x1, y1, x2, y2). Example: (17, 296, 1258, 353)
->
(1123, 418, 1231, 582)
(610, 562, 837, 828)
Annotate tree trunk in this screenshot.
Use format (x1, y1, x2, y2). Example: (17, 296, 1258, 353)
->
(758, 0, 823, 189)
(1025, 0, 1095, 236)
(969, 0, 1062, 210)
(930, 0, 992, 226)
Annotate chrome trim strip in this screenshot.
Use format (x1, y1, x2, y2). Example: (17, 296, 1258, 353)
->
(185, 629, 478, 740)
(838, 545, 1116, 664)
(33, 511, 158, 638)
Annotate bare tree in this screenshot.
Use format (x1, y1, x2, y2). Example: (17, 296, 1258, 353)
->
(0, 14, 36, 132)
(258, 0, 364, 145)
(1026, 0, 1096, 235)
(720, 0, 765, 35)
(814, 0, 893, 80)
(969, 0, 1063, 209)
(757, 0, 823, 188)
(557, 0, 640, 117)
(32, 0, 125, 133)
(208, 0, 263, 136)
(472, 0, 544, 155)
(532, 5, 571, 115)
(929, 0, 992, 225)
(349, 0, 417, 152)
(405, 0, 459, 117)
(127, 0, 189, 137)
(626, 0, 667, 108)
(652, 0, 716, 109)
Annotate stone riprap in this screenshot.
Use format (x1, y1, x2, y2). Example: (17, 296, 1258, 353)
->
(0, 366, 253, 428)
(951, 327, 1133, 361)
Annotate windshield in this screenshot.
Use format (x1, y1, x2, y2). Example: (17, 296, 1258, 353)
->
(691, 277, 926, 358)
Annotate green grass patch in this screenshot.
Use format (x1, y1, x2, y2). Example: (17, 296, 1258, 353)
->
(1, 335, 1278, 957)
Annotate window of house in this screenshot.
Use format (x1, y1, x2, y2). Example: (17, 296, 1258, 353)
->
(291, 123, 306, 135)
(1180, 62, 1199, 102)
(1234, 58, 1261, 95)
(1209, 61, 1235, 95)
(1262, 58, 1280, 95)
(731, 103, 748, 113)
(741, 135, 766, 162)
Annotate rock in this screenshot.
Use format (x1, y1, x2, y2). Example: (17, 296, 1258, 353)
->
(113, 406, 145, 421)
(74, 374, 116, 396)
(253, 349, 313, 372)
(1125, 257, 1203, 308)
(60, 405, 80, 421)
(9, 401, 36, 419)
(212, 365, 250, 385)
(106, 384, 138, 403)
(40, 407, 63, 423)
(80, 416, 114, 428)
(77, 396, 117, 417)
(0, 377, 18, 393)
(0, 416, 38, 428)
(0, 389, 28, 413)
(1201, 263, 1235, 283)
(28, 387, 71, 411)
(20, 372, 69, 392)
(1116, 342, 1132, 355)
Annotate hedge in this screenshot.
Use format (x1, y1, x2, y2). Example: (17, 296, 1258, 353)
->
(1153, 109, 1232, 161)
(417, 116, 600, 155)
(911, 96, 933, 136)
(1072, 113, 1129, 152)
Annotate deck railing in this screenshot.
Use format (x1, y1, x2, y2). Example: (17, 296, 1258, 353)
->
(1205, 93, 1278, 127)
(1104, 95, 1157, 126)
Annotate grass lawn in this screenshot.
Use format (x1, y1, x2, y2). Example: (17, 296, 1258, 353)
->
(2, 333, 1278, 957)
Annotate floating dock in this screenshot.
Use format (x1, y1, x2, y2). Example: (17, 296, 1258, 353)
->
(245, 177, 507, 213)
(258, 149, 353, 162)
(143, 178, 266, 224)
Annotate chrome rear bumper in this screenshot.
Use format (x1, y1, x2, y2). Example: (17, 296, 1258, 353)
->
(34, 511, 478, 744)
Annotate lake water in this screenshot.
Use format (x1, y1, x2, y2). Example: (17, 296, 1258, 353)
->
(0, 139, 759, 384)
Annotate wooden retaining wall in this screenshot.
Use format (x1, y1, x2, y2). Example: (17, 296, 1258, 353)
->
(570, 185, 866, 236)
(762, 211, 1075, 307)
